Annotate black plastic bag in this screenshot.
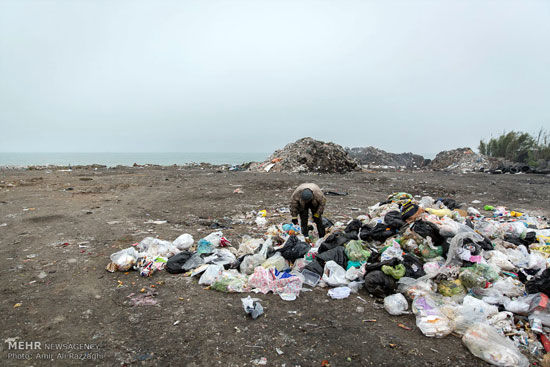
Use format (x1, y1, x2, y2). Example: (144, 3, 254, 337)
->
(384, 211, 406, 229)
(304, 246, 348, 276)
(504, 232, 537, 247)
(411, 220, 445, 245)
(319, 232, 352, 253)
(279, 235, 310, 261)
(345, 219, 363, 234)
(360, 223, 397, 242)
(439, 198, 460, 210)
(364, 270, 396, 298)
(166, 251, 193, 274)
(526, 269, 550, 295)
(402, 254, 425, 278)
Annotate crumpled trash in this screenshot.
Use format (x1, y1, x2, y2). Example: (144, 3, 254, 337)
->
(322, 261, 349, 287)
(241, 296, 264, 319)
(248, 267, 303, 300)
(462, 323, 529, 367)
(364, 270, 396, 298)
(412, 295, 453, 338)
(108, 247, 140, 272)
(198, 264, 223, 285)
(327, 286, 351, 299)
(279, 235, 310, 261)
(173, 233, 194, 250)
(384, 293, 409, 315)
(344, 240, 371, 262)
(165, 251, 194, 274)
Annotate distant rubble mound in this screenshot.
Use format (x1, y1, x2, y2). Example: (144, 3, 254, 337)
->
(251, 137, 360, 173)
(346, 146, 426, 168)
(428, 147, 492, 172)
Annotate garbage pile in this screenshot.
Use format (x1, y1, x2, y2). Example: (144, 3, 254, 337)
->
(346, 146, 427, 169)
(249, 137, 360, 173)
(428, 147, 492, 173)
(106, 192, 550, 366)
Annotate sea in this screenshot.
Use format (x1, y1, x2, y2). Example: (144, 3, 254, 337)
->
(0, 152, 269, 168)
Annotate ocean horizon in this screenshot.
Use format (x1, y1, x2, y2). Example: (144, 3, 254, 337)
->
(0, 152, 270, 167)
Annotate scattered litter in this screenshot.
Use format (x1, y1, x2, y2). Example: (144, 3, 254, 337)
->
(99, 189, 550, 365)
(241, 296, 264, 319)
(144, 220, 167, 225)
(328, 286, 351, 299)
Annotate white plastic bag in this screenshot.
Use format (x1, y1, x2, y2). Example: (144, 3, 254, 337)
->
(240, 253, 265, 275)
(236, 236, 264, 257)
(412, 295, 452, 337)
(203, 231, 223, 247)
(380, 240, 403, 261)
(486, 250, 515, 271)
(173, 233, 194, 250)
(198, 264, 223, 285)
(384, 293, 409, 315)
(261, 252, 288, 271)
(137, 237, 180, 258)
(462, 324, 528, 367)
(322, 261, 349, 287)
(109, 247, 140, 271)
(327, 286, 351, 299)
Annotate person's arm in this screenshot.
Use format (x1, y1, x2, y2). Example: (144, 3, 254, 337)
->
(314, 197, 326, 217)
(290, 194, 300, 223)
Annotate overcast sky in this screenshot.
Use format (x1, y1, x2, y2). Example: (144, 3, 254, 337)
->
(0, 0, 548, 155)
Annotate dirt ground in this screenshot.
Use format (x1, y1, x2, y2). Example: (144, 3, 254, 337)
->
(1, 166, 549, 366)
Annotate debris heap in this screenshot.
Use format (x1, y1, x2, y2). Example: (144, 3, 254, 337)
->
(251, 137, 360, 173)
(346, 146, 426, 168)
(429, 147, 490, 173)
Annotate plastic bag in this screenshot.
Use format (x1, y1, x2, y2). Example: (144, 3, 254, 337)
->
(165, 251, 193, 274)
(322, 261, 349, 287)
(327, 286, 351, 299)
(241, 296, 264, 319)
(344, 240, 371, 262)
(364, 270, 396, 298)
(236, 236, 264, 257)
(345, 266, 363, 281)
(173, 233, 194, 250)
(137, 237, 180, 258)
(182, 253, 205, 272)
(198, 264, 223, 285)
(240, 253, 266, 275)
(412, 295, 453, 338)
(453, 295, 498, 334)
(486, 250, 515, 271)
(462, 324, 529, 367)
(438, 279, 466, 297)
(203, 248, 237, 266)
(381, 264, 406, 280)
(492, 277, 524, 297)
(109, 247, 140, 271)
(384, 293, 409, 315)
(280, 235, 310, 261)
(261, 252, 288, 271)
(380, 239, 403, 261)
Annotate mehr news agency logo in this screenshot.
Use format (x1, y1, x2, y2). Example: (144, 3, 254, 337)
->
(4, 339, 104, 361)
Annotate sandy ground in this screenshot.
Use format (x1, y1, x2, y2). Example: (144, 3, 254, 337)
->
(1, 166, 549, 366)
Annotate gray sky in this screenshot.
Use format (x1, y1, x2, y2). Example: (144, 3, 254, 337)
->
(1, 0, 549, 155)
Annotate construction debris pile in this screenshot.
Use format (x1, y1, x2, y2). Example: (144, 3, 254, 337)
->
(428, 148, 491, 173)
(250, 137, 360, 174)
(346, 146, 427, 169)
(106, 192, 550, 366)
